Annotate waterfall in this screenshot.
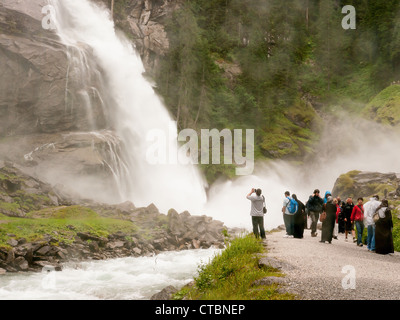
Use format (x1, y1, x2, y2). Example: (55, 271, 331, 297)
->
(51, 0, 207, 214)
(50, 0, 400, 231)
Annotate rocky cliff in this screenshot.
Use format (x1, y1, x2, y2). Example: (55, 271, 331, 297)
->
(0, 0, 131, 200)
(332, 170, 400, 200)
(108, 0, 180, 73)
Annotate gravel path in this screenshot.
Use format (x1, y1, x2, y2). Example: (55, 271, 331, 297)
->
(264, 229, 400, 300)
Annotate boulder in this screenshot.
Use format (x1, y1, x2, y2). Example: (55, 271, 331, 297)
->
(107, 241, 125, 250)
(7, 239, 18, 247)
(332, 170, 400, 199)
(35, 246, 51, 256)
(150, 285, 178, 300)
(14, 256, 29, 271)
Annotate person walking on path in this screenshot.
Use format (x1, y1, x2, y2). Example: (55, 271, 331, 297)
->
(246, 188, 266, 239)
(306, 189, 324, 237)
(351, 197, 365, 247)
(343, 197, 355, 242)
(333, 198, 340, 240)
(364, 195, 381, 252)
(320, 196, 336, 243)
(292, 194, 305, 239)
(375, 199, 394, 255)
(336, 197, 345, 234)
(282, 191, 295, 238)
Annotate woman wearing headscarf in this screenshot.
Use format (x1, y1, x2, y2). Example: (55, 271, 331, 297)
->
(323, 191, 332, 204)
(375, 199, 394, 255)
(320, 196, 336, 243)
(292, 194, 305, 239)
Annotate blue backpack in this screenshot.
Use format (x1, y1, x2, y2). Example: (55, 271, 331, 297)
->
(286, 197, 298, 214)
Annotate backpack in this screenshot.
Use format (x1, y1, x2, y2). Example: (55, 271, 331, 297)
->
(286, 197, 298, 214)
(262, 196, 267, 214)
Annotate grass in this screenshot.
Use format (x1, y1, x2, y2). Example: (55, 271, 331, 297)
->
(0, 206, 138, 249)
(362, 84, 400, 126)
(390, 201, 400, 252)
(174, 234, 294, 300)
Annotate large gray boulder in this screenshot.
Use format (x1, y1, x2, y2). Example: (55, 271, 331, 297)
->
(332, 170, 400, 200)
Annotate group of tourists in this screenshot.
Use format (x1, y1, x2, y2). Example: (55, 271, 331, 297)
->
(246, 188, 395, 255)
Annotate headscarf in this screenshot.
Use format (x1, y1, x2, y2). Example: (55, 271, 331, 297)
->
(377, 199, 389, 218)
(323, 191, 332, 203)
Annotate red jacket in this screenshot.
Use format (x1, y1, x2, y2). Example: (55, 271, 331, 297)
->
(351, 205, 364, 222)
(336, 204, 341, 223)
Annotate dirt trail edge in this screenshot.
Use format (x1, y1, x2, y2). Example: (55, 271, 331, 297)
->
(263, 230, 400, 300)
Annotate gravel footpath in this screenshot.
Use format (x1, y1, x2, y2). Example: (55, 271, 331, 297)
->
(264, 229, 400, 300)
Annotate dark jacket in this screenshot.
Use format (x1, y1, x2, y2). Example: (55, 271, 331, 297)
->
(342, 202, 354, 220)
(306, 195, 324, 213)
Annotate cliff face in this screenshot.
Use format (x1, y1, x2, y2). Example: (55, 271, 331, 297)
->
(0, 0, 125, 201)
(112, 0, 181, 73)
(0, 0, 107, 135)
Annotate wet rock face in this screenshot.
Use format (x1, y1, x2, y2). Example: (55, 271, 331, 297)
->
(0, 1, 107, 137)
(0, 1, 123, 199)
(102, 0, 181, 73)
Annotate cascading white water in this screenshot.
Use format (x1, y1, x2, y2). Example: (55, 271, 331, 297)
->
(51, 0, 207, 214)
(0, 248, 220, 300)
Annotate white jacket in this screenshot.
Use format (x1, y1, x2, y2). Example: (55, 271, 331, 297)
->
(363, 198, 381, 226)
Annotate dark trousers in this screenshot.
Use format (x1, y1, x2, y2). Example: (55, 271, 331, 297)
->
(283, 214, 294, 236)
(310, 211, 320, 235)
(252, 216, 266, 239)
(355, 220, 364, 245)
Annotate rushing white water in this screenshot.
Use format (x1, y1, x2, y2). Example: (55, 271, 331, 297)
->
(51, 0, 207, 214)
(0, 248, 220, 300)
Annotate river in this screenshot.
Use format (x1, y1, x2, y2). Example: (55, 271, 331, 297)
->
(0, 248, 220, 300)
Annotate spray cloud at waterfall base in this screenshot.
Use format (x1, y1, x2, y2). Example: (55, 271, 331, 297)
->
(48, 0, 400, 233)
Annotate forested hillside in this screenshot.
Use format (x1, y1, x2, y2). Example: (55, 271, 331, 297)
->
(150, 0, 400, 169)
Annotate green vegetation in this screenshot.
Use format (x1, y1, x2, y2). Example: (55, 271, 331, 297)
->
(332, 170, 361, 198)
(0, 206, 137, 249)
(393, 216, 400, 252)
(389, 201, 400, 252)
(362, 85, 400, 126)
(142, 0, 400, 183)
(174, 234, 294, 300)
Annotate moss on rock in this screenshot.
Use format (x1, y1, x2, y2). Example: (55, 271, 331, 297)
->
(362, 85, 400, 126)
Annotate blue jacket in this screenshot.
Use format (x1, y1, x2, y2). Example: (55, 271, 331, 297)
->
(323, 191, 332, 204)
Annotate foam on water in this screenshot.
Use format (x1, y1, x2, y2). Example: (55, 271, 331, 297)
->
(0, 248, 220, 300)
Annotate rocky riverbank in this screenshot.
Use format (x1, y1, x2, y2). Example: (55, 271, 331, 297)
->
(0, 163, 228, 274)
(0, 212, 226, 274)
